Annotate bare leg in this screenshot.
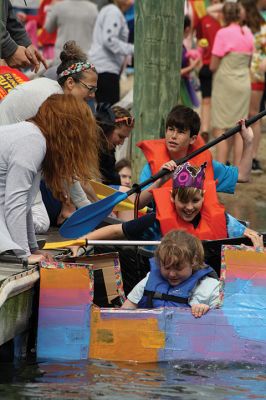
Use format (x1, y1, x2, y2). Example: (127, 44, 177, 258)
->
(233, 132, 243, 166)
(200, 97, 211, 133)
(212, 127, 228, 163)
(249, 90, 263, 159)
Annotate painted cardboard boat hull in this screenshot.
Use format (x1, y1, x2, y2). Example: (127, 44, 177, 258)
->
(37, 246, 266, 364)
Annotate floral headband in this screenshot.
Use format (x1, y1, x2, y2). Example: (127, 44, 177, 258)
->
(58, 62, 97, 78)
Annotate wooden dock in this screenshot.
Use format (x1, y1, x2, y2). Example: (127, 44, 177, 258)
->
(0, 256, 39, 360)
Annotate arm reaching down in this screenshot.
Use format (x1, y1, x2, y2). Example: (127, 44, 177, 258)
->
(237, 119, 254, 182)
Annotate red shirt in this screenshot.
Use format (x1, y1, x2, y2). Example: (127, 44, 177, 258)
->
(196, 15, 221, 65)
(26, 0, 56, 46)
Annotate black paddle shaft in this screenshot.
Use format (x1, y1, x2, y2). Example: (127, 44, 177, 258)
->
(126, 109, 266, 196)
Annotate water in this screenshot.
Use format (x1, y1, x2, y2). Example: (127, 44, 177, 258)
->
(1, 359, 266, 399)
(221, 198, 266, 233)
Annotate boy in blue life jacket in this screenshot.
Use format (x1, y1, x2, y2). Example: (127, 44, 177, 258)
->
(121, 230, 220, 318)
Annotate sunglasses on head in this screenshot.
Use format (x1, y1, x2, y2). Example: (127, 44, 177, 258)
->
(115, 116, 135, 127)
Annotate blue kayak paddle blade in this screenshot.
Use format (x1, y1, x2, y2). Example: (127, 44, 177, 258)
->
(59, 191, 128, 238)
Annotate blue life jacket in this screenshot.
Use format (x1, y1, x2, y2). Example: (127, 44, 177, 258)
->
(138, 257, 217, 309)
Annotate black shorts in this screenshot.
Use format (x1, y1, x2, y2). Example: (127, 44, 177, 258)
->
(199, 65, 213, 98)
(96, 72, 120, 105)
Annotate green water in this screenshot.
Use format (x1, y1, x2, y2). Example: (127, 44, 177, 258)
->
(221, 199, 266, 232)
(0, 360, 266, 399)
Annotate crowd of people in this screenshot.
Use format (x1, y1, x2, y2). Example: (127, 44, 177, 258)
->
(0, 0, 265, 318)
(192, 0, 266, 173)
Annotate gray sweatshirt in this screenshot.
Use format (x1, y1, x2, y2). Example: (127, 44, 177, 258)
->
(0, 122, 46, 257)
(1, 0, 31, 59)
(45, 0, 98, 63)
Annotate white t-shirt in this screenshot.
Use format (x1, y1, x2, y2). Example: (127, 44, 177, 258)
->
(0, 78, 63, 126)
(89, 4, 134, 75)
(127, 272, 220, 308)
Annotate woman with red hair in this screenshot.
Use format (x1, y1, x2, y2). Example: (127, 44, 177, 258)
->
(0, 94, 100, 264)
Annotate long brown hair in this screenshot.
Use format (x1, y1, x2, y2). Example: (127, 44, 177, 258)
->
(238, 0, 264, 33)
(30, 94, 100, 201)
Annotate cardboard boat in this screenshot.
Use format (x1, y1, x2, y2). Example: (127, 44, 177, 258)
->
(37, 245, 266, 364)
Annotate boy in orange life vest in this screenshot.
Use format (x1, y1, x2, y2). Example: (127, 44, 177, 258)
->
(73, 162, 262, 248)
(151, 162, 260, 242)
(121, 230, 220, 318)
(138, 105, 254, 194)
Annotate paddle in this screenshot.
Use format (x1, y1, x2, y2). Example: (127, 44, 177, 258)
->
(44, 239, 162, 250)
(60, 110, 266, 238)
(43, 234, 266, 251)
(89, 180, 148, 213)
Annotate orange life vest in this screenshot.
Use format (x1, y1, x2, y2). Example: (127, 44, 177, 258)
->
(152, 181, 227, 240)
(137, 136, 214, 187)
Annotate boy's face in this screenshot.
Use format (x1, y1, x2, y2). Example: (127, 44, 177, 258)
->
(172, 192, 204, 222)
(165, 127, 197, 157)
(119, 166, 132, 188)
(160, 260, 192, 286)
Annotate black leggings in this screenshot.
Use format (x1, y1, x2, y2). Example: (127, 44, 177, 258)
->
(96, 72, 120, 105)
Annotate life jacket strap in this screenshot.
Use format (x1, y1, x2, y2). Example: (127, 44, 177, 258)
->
(143, 289, 189, 308)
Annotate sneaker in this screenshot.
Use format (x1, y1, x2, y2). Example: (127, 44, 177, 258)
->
(252, 158, 264, 174)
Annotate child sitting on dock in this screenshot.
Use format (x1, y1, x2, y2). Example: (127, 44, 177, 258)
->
(121, 230, 220, 318)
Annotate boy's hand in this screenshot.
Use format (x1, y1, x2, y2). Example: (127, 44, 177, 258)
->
(238, 118, 253, 146)
(161, 160, 178, 172)
(244, 228, 264, 250)
(157, 160, 178, 186)
(191, 303, 210, 318)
